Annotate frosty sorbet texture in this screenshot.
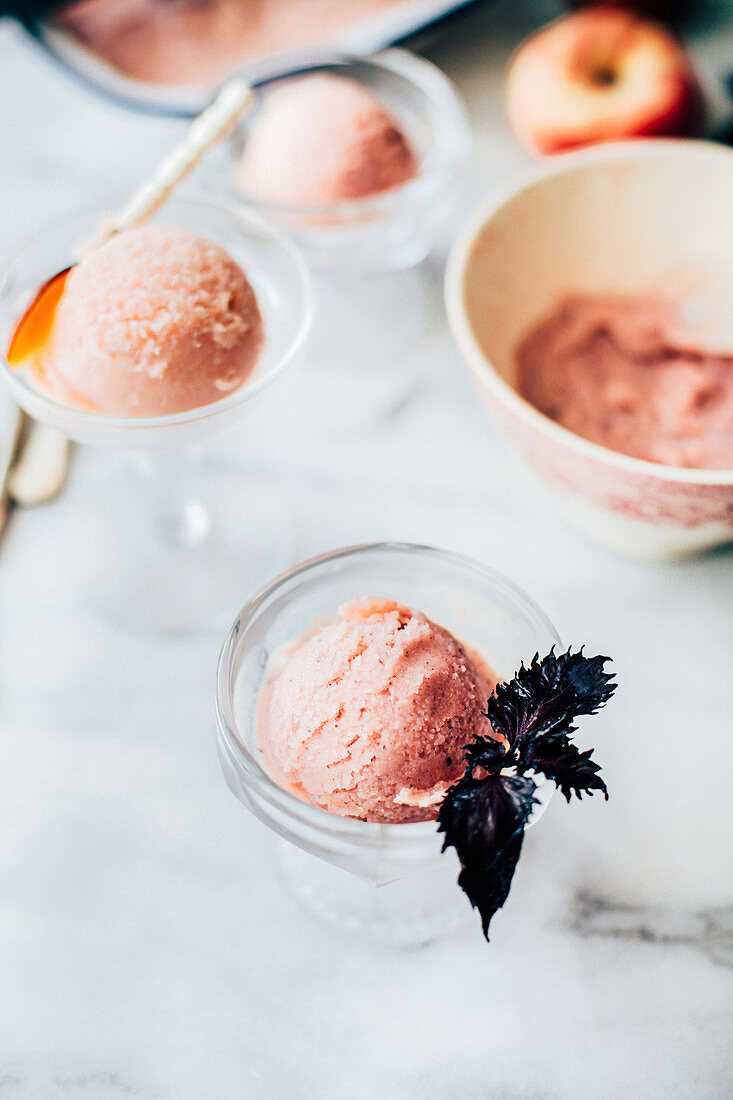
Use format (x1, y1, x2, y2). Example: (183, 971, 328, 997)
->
(237, 74, 417, 207)
(257, 598, 498, 824)
(517, 293, 733, 469)
(41, 225, 263, 417)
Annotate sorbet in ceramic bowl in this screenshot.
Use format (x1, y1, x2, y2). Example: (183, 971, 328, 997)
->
(515, 288, 733, 472)
(446, 140, 733, 559)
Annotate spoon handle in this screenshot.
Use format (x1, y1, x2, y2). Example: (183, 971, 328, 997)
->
(109, 79, 254, 238)
(0, 404, 26, 535)
(7, 421, 72, 506)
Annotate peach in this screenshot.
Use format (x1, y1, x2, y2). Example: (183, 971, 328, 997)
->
(505, 6, 705, 156)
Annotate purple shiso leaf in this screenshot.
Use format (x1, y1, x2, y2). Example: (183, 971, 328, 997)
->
(521, 735, 608, 802)
(438, 771, 538, 940)
(485, 648, 616, 755)
(438, 648, 616, 940)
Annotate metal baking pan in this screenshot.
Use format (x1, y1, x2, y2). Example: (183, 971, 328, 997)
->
(27, 0, 485, 115)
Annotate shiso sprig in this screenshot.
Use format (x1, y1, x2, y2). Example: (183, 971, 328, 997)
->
(437, 647, 616, 940)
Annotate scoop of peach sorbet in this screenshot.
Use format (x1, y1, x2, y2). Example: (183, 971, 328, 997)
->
(237, 74, 417, 207)
(257, 598, 498, 824)
(41, 224, 264, 417)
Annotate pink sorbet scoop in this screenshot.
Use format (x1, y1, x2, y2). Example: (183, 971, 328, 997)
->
(237, 74, 418, 207)
(257, 597, 498, 824)
(40, 224, 264, 417)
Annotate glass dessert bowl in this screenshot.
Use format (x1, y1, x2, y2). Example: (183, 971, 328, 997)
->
(216, 542, 561, 947)
(0, 196, 313, 630)
(218, 50, 472, 272)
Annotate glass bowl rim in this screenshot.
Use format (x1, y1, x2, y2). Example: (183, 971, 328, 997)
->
(215, 540, 561, 844)
(0, 194, 314, 432)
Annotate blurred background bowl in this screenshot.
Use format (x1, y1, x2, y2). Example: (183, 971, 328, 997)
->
(219, 49, 472, 271)
(445, 139, 733, 559)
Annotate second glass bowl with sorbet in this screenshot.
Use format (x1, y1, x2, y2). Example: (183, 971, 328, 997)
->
(220, 51, 472, 271)
(216, 543, 561, 945)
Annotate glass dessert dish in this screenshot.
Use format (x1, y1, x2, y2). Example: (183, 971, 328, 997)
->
(216, 542, 560, 947)
(217, 50, 472, 272)
(0, 196, 312, 631)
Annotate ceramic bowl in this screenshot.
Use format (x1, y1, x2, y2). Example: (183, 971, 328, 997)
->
(445, 140, 733, 559)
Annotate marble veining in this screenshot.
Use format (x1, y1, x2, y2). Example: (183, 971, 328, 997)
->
(1, 2, 732, 1098)
(569, 892, 733, 968)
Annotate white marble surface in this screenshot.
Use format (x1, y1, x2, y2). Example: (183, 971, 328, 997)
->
(1, 2, 733, 1097)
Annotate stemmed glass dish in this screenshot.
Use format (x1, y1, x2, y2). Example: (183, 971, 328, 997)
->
(0, 196, 313, 630)
(216, 542, 561, 946)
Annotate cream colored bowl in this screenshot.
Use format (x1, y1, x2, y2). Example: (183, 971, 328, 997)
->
(445, 140, 733, 559)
